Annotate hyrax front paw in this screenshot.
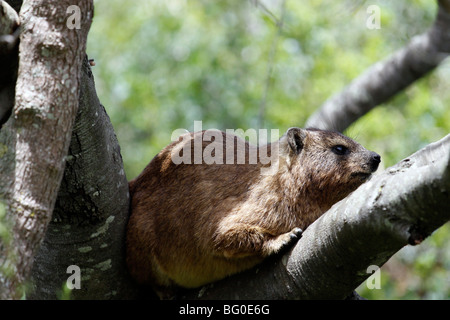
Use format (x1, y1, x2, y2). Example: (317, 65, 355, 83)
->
(283, 227, 302, 243)
(262, 227, 303, 256)
(285, 227, 303, 246)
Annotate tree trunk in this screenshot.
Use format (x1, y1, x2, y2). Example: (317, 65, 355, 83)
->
(28, 57, 139, 299)
(0, 0, 93, 299)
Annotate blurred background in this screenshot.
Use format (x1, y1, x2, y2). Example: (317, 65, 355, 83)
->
(86, 0, 449, 299)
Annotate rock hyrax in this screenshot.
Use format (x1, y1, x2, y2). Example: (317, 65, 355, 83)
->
(126, 127, 381, 298)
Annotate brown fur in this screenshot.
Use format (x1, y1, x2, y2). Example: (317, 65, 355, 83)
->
(126, 127, 380, 298)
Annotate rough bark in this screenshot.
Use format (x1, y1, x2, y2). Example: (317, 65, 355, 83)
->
(182, 134, 450, 299)
(305, 1, 450, 132)
(0, 0, 93, 299)
(28, 57, 138, 299)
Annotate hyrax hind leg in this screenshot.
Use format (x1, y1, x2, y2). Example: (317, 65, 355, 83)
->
(213, 224, 303, 259)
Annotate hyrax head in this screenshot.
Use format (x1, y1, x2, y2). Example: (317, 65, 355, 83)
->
(283, 127, 380, 205)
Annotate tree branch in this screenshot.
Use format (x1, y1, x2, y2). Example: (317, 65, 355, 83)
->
(0, 0, 93, 299)
(28, 57, 139, 299)
(182, 134, 450, 299)
(305, 1, 450, 132)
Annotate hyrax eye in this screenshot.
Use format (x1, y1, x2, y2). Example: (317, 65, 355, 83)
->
(331, 145, 349, 156)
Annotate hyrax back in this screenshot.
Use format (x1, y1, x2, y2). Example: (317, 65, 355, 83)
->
(126, 127, 380, 298)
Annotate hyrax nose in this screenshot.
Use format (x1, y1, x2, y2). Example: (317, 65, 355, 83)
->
(369, 152, 381, 172)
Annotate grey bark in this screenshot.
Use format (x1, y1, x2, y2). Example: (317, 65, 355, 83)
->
(305, 1, 450, 132)
(183, 134, 450, 299)
(0, 0, 93, 298)
(28, 57, 138, 299)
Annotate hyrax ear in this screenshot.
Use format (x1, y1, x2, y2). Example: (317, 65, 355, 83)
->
(286, 127, 307, 155)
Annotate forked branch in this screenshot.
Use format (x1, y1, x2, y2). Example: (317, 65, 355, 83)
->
(306, 1, 450, 132)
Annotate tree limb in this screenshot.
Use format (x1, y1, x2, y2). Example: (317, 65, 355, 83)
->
(182, 134, 450, 299)
(28, 57, 139, 299)
(0, 0, 93, 299)
(305, 1, 450, 132)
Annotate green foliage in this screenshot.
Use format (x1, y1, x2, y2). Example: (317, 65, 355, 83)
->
(58, 283, 73, 300)
(87, 0, 449, 299)
(0, 201, 27, 299)
(0, 201, 9, 244)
